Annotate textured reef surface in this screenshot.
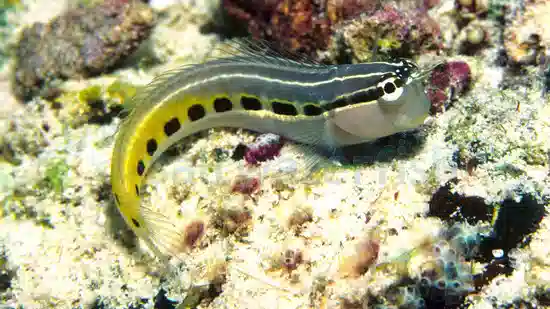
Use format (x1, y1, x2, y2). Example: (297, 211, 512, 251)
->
(0, 0, 549, 308)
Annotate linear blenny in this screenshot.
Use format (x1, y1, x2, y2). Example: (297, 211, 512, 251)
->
(110, 40, 432, 259)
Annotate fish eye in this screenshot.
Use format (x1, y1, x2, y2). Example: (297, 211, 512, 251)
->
(378, 78, 404, 102)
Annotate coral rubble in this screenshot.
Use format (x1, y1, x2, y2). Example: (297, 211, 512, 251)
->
(0, 0, 549, 308)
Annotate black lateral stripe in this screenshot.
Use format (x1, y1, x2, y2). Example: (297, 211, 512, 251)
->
(324, 86, 385, 111)
(324, 97, 349, 111)
(348, 87, 385, 104)
(272, 101, 298, 116)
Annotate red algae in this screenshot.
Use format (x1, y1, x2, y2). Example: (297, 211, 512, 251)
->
(428, 61, 472, 113)
(244, 133, 284, 165)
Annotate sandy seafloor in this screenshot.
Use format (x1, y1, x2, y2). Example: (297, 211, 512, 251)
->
(0, 0, 549, 308)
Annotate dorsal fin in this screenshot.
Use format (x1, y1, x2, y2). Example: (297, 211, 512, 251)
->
(211, 37, 327, 68)
(117, 38, 328, 121)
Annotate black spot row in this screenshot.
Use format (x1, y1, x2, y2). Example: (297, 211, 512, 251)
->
(188, 104, 206, 121)
(272, 101, 298, 116)
(216, 95, 325, 117)
(146, 138, 157, 156)
(137, 160, 145, 176)
(214, 98, 232, 112)
(303, 104, 323, 116)
(241, 96, 262, 110)
(164, 117, 181, 136)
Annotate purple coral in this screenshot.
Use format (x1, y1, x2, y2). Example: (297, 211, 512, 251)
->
(244, 133, 284, 165)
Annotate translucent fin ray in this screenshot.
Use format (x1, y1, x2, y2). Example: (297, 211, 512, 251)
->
(212, 37, 327, 68)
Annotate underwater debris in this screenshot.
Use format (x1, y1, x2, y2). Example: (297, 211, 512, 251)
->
(383, 284, 427, 309)
(11, 0, 154, 101)
(244, 133, 284, 165)
(1, 190, 54, 229)
(428, 60, 472, 114)
(286, 204, 313, 231)
(455, 0, 489, 15)
(0, 112, 49, 159)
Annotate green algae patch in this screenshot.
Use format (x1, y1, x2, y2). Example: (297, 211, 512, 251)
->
(52, 80, 139, 128)
(39, 159, 70, 196)
(105, 80, 139, 107)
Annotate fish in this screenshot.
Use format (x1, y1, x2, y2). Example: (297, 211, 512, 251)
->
(110, 39, 432, 259)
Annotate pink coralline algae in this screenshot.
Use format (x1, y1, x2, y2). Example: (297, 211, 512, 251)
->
(427, 61, 472, 114)
(244, 133, 284, 165)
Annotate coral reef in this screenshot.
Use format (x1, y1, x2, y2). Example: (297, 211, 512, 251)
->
(503, 0, 549, 65)
(11, 0, 155, 101)
(0, 0, 549, 308)
(427, 60, 472, 114)
(223, 0, 441, 61)
(222, 0, 344, 56)
(332, 3, 442, 63)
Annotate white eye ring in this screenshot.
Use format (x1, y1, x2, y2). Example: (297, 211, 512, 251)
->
(378, 78, 403, 102)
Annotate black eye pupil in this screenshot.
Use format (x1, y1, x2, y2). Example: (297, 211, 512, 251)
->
(384, 82, 396, 94)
